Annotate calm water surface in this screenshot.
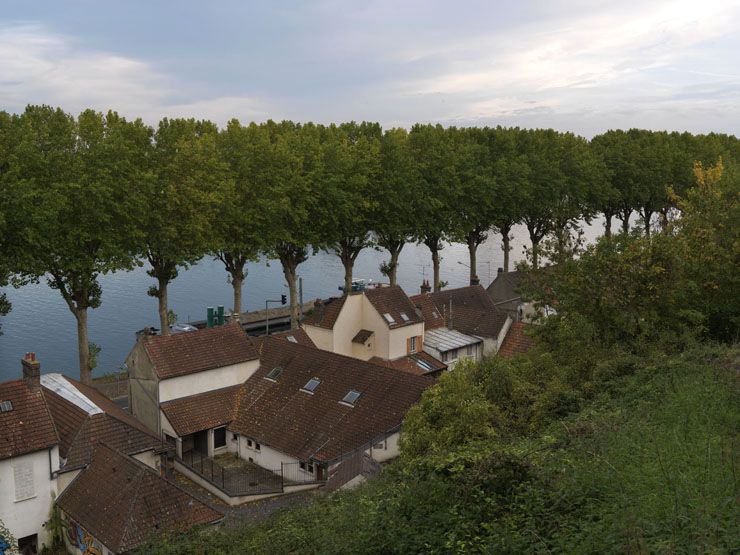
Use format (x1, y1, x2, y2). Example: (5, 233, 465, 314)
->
(0, 221, 605, 381)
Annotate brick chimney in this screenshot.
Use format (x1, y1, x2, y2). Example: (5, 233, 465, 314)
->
(470, 274, 480, 286)
(497, 267, 503, 276)
(22, 352, 41, 389)
(420, 279, 432, 294)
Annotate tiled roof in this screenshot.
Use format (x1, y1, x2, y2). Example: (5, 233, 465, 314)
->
(425, 285, 509, 339)
(370, 351, 447, 376)
(229, 338, 433, 463)
(486, 270, 525, 303)
(410, 293, 446, 330)
(251, 328, 316, 350)
(143, 322, 258, 380)
(41, 374, 163, 471)
(352, 329, 374, 344)
(160, 385, 241, 437)
(364, 286, 423, 329)
(302, 296, 347, 329)
(0, 379, 58, 460)
(498, 322, 536, 358)
(56, 443, 222, 553)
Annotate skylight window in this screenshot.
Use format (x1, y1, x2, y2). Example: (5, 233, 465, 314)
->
(416, 359, 433, 372)
(286, 335, 298, 343)
(383, 313, 395, 324)
(0, 400, 12, 412)
(400, 312, 410, 322)
(341, 390, 361, 406)
(265, 367, 283, 381)
(302, 377, 321, 393)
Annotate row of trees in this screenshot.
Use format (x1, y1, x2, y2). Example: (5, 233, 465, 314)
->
(0, 105, 737, 382)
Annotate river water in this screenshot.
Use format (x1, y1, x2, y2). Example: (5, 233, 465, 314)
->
(0, 220, 605, 382)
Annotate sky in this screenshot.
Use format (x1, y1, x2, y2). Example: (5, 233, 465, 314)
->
(1, 0, 739, 137)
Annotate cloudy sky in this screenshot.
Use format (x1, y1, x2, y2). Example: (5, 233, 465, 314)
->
(2, 0, 739, 136)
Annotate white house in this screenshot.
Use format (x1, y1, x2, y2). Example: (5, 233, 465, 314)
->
(422, 327, 484, 371)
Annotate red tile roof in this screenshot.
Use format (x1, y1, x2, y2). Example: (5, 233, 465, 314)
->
(160, 385, 241, 437)
(251, 327, 316, 350)
(229, 338, 433, 463)
(422, 285, 509, 339)
(410, 293, 446, 330)
(56, 443, 222, 553)
(364, 286, 423, 328)
(498, 322, 537, 358)
(370, 351, 447, 376)
(142, 322, 258, 379)
(302, 296, 347, 329)
(0, 379, 58, 460)
(42, 375, 163, 471)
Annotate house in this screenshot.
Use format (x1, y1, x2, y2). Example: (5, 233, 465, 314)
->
(422, 327, 484, 371)
(156, 337, 434, 505)
(411, 284, 511, 356)
(0, 355, 59, 554)
(487, 268, 552, 322)
(303, 285, 425, 362)
(56, 443, 222, 555)
(498, 321, 537, 358)
(369, 351, 447, 377)
(127, 322, 260, 435)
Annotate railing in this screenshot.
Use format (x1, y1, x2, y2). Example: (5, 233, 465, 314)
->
(281, 461, 327, 486)
(179, 450, 283, 497)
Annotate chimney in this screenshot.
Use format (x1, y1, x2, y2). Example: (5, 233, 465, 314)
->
(420, 279, 431, 294)
(470, 274, 480, 286)
(22, 352, 41, 389)
(497, 267, 503, 276)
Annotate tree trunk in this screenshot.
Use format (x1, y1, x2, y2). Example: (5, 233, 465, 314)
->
(342, 255, 354, 296)
(432, 248, 440, 292)
(531, 238, 540, 269)
(643, 210, 653, 237)
(158, 276, 169, 336)
(388, 247, 401, 286)
(467, 236, 478, 285)
(232, 275, 243, 316)
(378, 236, 405, 286)
(74, 307, 92, 385)
(281, 263, 299, 329)
(604, 213, 612, 238)
(659, 208, 669, 230)
(619, 208, 631, 234)
(501, 224, 512, 273)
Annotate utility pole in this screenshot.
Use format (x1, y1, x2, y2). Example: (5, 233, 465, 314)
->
(299, 277, 304, 323)
(265, 295, 287, 336)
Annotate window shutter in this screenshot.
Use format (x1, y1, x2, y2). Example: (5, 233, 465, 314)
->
(406, 337, 411, 354)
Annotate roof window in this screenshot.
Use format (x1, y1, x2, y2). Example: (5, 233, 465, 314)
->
(416, 359, 433, 372)
(400, 312, 410, 322)
(383, 313, 395, 324)
(341, 390, 361, 406)
(302, 377, 321, 393)
(286, 335, 298, 343)
(0, 400, 12, 412)
(265, 367, 283, 381)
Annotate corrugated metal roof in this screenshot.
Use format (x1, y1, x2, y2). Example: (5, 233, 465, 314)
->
(424, 328, 482, 352)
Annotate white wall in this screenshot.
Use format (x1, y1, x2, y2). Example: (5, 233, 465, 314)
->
(388, 323, 424, 360)
(303, 324, 334, 352)
(56, 468, 80, 495)
(158, 359, 259, 402)
(0, 446, 59, 550)
(236, 436, 298, 472)
(366, 432, 400, 463)
(133, 449, 160, 472)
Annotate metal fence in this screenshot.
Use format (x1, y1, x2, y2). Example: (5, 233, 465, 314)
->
(179, 450, 283, 497)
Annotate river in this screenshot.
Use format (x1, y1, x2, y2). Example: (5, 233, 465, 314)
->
(0, 220, 605, 381)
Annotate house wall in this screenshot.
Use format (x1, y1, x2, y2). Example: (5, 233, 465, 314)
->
(366, 432, 400, 463)
(61, 512, 113, 555)
(389, 323, 424, 360)
(133, 449, 160, 471)
(0, 446, 59, 550)
(303, 324, 334, 352)
(127, 341, 160, 434)
(236, 436, 298, 472)
(328, 295, 365, 358)
(158, 359, 259, 403)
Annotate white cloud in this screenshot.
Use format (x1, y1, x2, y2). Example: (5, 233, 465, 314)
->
(0, 24, 268, 125)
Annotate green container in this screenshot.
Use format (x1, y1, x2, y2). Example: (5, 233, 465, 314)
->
(217, 305, 225, 325)
(206, 306, 214, 328)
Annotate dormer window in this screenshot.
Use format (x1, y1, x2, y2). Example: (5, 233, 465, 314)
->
(265, 367, 283, 381)
(302, 377, 321, 393)
(383, 313, 395, 324)
(341, 390, 361, 406)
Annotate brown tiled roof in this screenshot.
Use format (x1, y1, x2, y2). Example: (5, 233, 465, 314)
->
(352, 329, 374, 344)
(370, 351, 447, 377)
(251, 327, 316, 350)
(56, 443, 222, 553)
(143, 322, 258, 380)
(229, 338, 433, 463)
(426, 285, 509, 339)
(42, 375, 163, 471)
(364, 285, 423, 328)
(0, 379, 58, 460)
(498, 322, 537, 358)
(410, 293, 446, 330)
(160, 385, 241, 437)
(302, 296, 347, 329)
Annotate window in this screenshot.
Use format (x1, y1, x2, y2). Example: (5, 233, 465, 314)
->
(307, 462, 314, 473)
(247, 439, 253, 447)
(265, 366, 283, 380)
(409, 336, 417, 353)
(255, 442, 261, 452)
(164, 434, 177, 447)
(286, 335, 297, 343)
(374, 440, 386, 450)
(232, 433, 238, 441)
(302, 377, 321, 393)
(300, 461, 306, 470)
(441, 351, 449, 362)
(383, 313, 395, 324)
(0, 400, 12, 412)
(13, 461, 35, 501)
(449, 348, 458, 360)
(400, 312, 410, 322)
(214, 427, 226, 449)
(466, 344, 474, 357)
(341, 390, 361, 406)
(416, 359, 433, 372)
